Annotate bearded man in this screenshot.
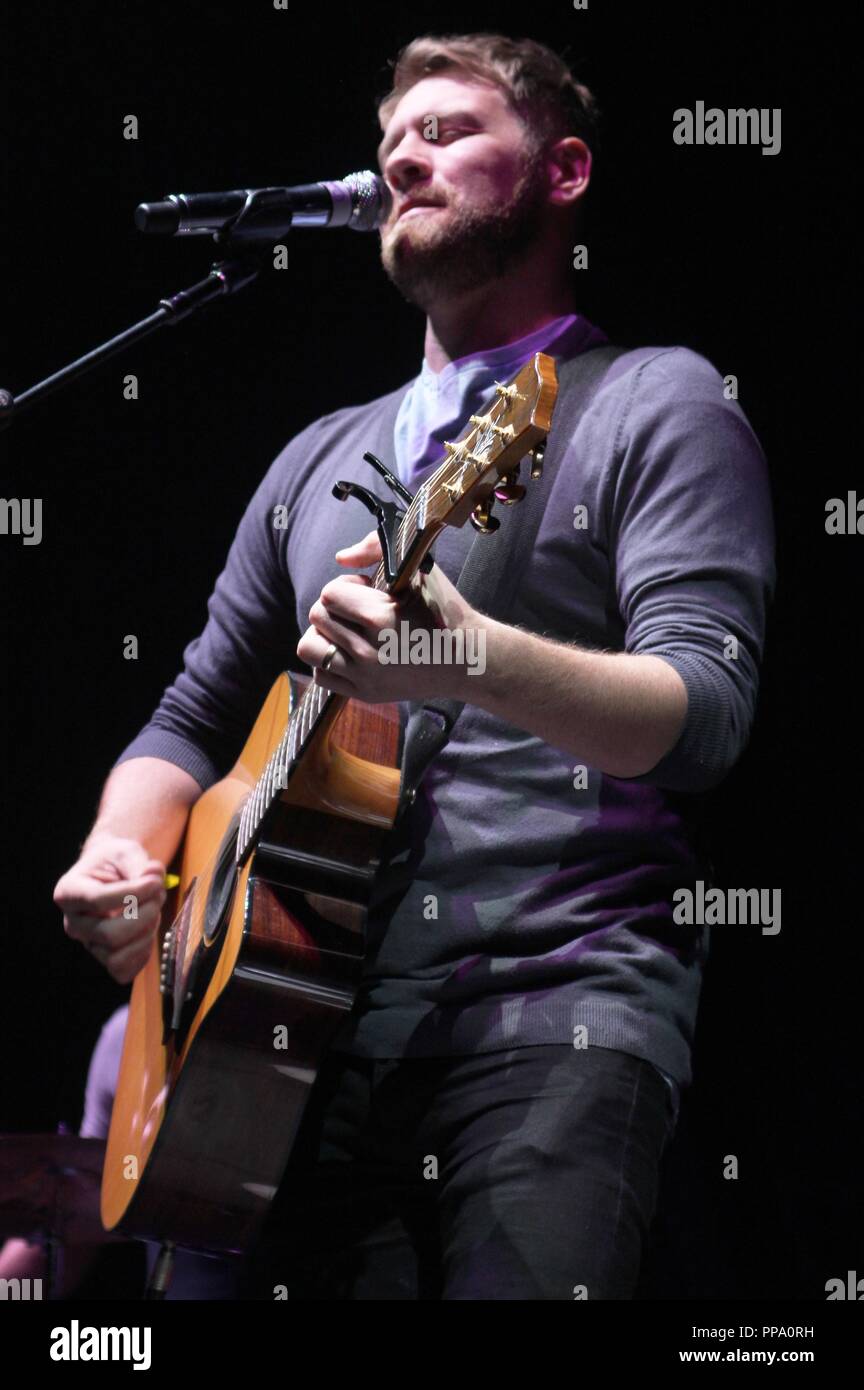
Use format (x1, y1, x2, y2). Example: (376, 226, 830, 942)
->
(54, 33, 775, 1299)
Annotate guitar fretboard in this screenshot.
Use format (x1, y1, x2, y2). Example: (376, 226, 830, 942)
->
(234, 469, 432, 864)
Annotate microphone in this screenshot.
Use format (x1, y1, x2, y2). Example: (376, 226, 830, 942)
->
(135, 170, 391, 237)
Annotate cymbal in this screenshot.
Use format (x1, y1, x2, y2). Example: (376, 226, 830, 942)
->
(0, 1133, 116, 1244)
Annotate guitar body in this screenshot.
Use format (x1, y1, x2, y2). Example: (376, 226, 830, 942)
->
(101, 672, 402, 1254)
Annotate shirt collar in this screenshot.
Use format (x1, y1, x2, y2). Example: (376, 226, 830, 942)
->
(418, 313, 591, 393)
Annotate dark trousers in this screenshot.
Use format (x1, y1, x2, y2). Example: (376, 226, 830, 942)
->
(243, 1043, 678, 1301)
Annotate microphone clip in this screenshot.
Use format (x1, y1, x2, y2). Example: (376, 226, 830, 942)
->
(214, 188, 297, 249)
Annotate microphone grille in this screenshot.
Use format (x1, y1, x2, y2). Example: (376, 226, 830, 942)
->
(342, 170, 392, 232)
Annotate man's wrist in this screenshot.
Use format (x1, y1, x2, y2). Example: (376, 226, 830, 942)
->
(444, 609, 504, 702)
(81, 826, 122, 854)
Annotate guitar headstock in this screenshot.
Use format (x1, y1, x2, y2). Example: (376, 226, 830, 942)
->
(420, 350, 558, 535)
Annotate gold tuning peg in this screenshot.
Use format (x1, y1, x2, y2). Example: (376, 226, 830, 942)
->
(470, 497, 500, 533)
(529, 442, 546, 480)
(494, 470, 526, 505)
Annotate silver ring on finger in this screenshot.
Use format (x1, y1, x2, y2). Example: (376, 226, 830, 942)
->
(320, 642, 340, 673)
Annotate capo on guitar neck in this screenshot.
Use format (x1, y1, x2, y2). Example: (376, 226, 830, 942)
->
(332, 451, 433, 584)
(362, 450, 414, 505)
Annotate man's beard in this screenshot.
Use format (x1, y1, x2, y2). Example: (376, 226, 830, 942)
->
(379, 159, 549, 309)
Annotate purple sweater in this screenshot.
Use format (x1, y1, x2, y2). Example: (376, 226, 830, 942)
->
(114, 326, 776, 1088)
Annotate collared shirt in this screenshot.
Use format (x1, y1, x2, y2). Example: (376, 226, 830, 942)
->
(393, 312, 608, 489)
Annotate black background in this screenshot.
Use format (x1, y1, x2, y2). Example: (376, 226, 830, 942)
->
(1, 0, 859, 1301)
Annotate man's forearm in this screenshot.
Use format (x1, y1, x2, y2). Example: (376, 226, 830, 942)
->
(84, 757, 203, 865)
(461, 616, 688, 779)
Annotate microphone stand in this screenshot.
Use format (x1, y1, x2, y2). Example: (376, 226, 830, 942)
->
(0, 194, 303, 431)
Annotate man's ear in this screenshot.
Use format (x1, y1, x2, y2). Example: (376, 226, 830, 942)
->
(546, 137, 591, 209)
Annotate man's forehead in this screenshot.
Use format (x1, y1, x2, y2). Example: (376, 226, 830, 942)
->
(379, 73, 510, 132)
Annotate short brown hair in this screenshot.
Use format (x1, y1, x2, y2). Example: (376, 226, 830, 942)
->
(377, 33, 599, 153)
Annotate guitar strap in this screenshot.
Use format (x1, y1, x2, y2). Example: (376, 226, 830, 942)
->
(396, 342, 629, 816)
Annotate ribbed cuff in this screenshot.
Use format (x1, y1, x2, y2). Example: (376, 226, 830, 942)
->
(112, 729, 220, 791)
(627, 649, 736, 793)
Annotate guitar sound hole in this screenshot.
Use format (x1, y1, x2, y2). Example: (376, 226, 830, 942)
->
(203, 819, 240, 947)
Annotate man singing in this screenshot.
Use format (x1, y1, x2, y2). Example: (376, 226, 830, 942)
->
(54, 33, 775, 1299)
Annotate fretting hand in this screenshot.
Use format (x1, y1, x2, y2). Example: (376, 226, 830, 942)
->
(296, 528, 487, 702)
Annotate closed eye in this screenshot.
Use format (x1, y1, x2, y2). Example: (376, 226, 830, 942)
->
(436, 126, 480, 144)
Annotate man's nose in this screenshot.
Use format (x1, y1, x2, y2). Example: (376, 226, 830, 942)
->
(383, 132, 435, 193)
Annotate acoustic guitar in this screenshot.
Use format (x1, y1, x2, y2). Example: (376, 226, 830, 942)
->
(100, 351, 558, 1254)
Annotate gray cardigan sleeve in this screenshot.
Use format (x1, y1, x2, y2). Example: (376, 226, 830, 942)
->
(607, 348, 776, 792)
